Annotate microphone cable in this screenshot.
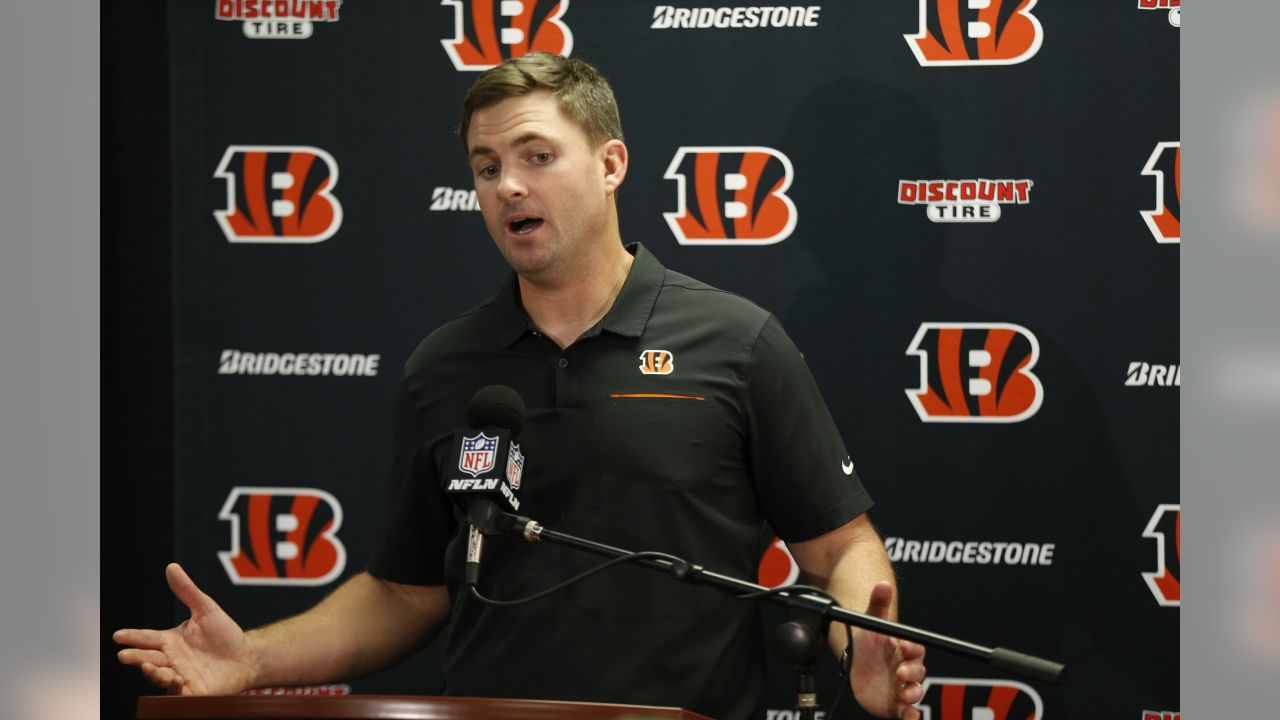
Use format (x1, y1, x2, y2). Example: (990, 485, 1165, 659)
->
(734, 583, 855, 717)
(468, 548, 857, 715)
(467, 550, 686, 606)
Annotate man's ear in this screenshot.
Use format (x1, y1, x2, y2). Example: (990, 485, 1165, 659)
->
(601, 139, 628, 195)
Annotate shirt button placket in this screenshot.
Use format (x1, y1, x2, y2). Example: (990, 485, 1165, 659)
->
(554, 355, 569, 406)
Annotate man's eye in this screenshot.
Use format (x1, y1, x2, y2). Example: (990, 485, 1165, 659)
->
(477, 165, 499, 178)
(531, 152, 553, 164)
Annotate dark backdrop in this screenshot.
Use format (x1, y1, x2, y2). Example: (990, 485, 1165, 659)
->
(105, 2, 1180, 719)
(103, 2, 175, 720)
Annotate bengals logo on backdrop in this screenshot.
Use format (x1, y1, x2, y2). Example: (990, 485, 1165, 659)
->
(906, 323, 1043, 423)
(916, 678, 1044, 720)
(1143, 504, 1181, 607)
(214, 145, 343, 244)
(1141, 141, 1181, 244)
(440, 0, 573, 71)
(664, 146, 797, 245)
(757, 537, 800, 588)
(905, 0, 1043, 66)
(218, 487, 347, 586)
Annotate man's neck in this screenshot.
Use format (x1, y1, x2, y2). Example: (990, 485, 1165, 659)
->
(518, 242, 634, 350)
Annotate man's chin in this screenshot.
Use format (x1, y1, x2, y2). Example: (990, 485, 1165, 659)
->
(498, 244, 556, 278)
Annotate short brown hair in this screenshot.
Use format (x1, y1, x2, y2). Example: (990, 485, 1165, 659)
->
(458, 52, 624, 152)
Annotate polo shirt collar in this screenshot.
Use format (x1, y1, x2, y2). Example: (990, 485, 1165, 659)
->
(601, 242, 664, 339)
(491, 272, 532, 349)
(490, 243, 665, 349)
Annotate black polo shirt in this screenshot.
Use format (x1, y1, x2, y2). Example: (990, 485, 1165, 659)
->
(369, 243, 872, 719)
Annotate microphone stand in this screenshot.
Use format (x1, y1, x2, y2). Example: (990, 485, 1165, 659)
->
(485, 511, 1066, 688)
(771, 620, 822, 720)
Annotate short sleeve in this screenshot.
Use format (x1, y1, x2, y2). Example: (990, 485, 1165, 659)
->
(366, 378, 457, 585)
(746, 315, 873, 542)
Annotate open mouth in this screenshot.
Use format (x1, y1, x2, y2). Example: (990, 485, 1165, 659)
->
(506, 216, 544, 235)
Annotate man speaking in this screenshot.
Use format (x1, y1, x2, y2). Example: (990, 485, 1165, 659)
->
(115, 53, 926, 719)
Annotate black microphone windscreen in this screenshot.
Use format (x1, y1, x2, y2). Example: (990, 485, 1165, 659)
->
(467, 385, 526, 433)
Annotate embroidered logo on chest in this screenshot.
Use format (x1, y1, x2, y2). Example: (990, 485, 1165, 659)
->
(638, 349, 674, 375)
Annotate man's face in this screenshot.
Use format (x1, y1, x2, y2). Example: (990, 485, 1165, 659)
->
(466, 91, 613, 281)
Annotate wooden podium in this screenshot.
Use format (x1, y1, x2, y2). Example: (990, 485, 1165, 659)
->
(136, 695, 713, 720)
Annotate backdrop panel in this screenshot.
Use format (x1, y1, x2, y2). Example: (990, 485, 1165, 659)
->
(169, 2, 1179, 717)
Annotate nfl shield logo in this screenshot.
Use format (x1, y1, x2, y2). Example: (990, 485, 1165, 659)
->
(458, 433, 498, 477)
(506, 442, 525, 490)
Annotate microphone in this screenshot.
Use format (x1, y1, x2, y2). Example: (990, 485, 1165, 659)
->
(466, 384, 525, 434)
(443, 385, 528, 586)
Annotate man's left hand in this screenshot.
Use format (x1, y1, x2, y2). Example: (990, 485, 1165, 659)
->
(850, 581, 927, 719)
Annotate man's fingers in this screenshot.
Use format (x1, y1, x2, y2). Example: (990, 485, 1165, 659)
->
(117, 648, 169, 668)
(113, 628, 167, 649)
(899, 679, 924, 706)
(864, 580, 895, 619)
(166, 563, 215, 616)
(140, 662, 177, 689)
(898, 661, 926, 685)
(899, 639, 926, 660)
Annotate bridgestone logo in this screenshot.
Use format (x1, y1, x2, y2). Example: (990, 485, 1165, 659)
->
(218, 350, 380, 377)
(429, 186, 479, 211)
(1125, 362, 1181, 387)
(651, 5, 821, 29)
(885, 537, 1055, 566)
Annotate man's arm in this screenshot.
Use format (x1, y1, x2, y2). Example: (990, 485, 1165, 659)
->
(114, 563, 450, 695)
(789, 513, 898, 650)
(788, 514, 926, 720)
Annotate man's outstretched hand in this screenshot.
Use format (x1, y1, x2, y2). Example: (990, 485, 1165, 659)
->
(114, 563, 258, 696)
(851, 581, 927, 719)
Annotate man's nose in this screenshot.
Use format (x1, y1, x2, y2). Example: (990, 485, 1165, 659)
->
(497, 168, 527, 202)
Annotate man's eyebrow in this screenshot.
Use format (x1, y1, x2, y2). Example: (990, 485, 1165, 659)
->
(511, 132, 553, 147)
(468, 133, 556, 160)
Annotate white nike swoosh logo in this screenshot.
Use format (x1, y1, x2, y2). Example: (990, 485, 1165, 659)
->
(842, 459, 854, 475)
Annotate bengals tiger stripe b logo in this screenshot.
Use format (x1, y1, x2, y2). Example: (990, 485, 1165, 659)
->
(757, 537, 800, 589)
(639, 349, 674, 375)
(218, 487, 346, 586)
(916, 678, 1044, 720)
(214, 145, 342, 244)
(1141, 141, 1181, 244)
(906, 323, 1044, 423)
(1143, 504, 1181, 607)
(440, 0, 573, 71)
(664, 146, 797, 245)
(905, 0, 1044, 66)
